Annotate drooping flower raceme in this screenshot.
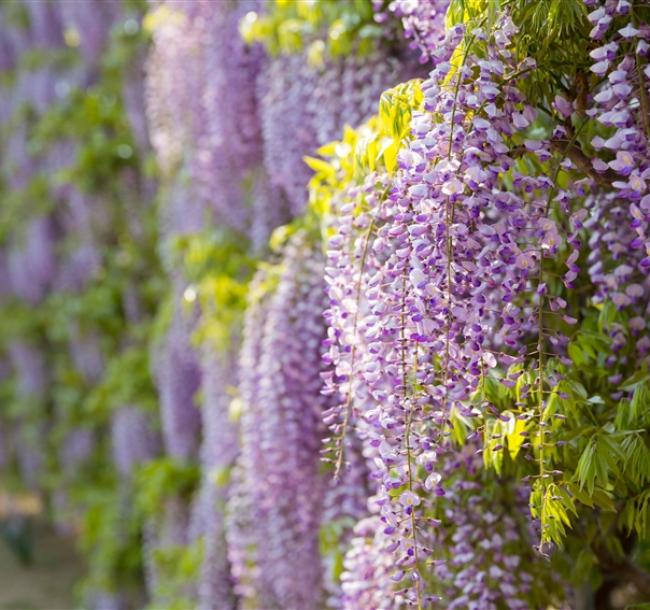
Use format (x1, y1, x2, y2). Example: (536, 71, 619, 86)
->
(584, 2, 650, 317)
(323, 16, 580, 605)
(232, 231, 328, 609)
(376, 0, 451, 64)
(428, 442, 561, 610)
(152, 307, 202, 463)
(226, 269, 271, 606)
(189, 347, 238, 610)
(259, 49, 421, 215)
(111, 406, 161, 479)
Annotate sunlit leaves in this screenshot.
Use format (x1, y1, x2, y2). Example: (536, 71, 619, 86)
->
(482, 411, 527, 474)
(174, 231, 256, 352)
(531, 480, 577, 547)
(240, 0, 379, 57)
(134, 458, 200, 520)
(148, 540, 203, 609)
(472, 300, 650, 555)
(575, 433, 622, 496)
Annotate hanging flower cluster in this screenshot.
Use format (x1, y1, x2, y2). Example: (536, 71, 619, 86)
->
(151, 308, 202, 462)
(146, 0, 285, 241)
(374, 0, 450, 64)
(3, 1, 650, 609)
(428, 442, 560, 610)
(323, 16, 572, 602)
(189, 347, 238, 609)
(260, 49, 421, 215)
(111, 406, 161, 479)
(584, 1, 650, 314)
(233, 231, 328, 609)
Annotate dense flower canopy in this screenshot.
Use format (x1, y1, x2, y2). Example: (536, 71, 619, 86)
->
(0, 1, 649, 609)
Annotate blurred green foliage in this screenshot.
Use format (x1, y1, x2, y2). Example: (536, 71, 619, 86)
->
(0, 0, 165, 601)
(240, 0, 392, 60)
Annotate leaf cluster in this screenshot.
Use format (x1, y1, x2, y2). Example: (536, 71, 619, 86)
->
(173, 229, 256, 353)
(474, 304, 650, 587)
(240, 0, 383, 59)
(134, 458, 200, 521)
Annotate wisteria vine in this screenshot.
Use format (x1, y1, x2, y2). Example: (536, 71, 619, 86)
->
(0, 1, 649, 609)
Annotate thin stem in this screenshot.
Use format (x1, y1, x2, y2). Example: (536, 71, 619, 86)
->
(444, 195, 454, 407)
(632, 6, 650, 139)
(401, 264, 422, 610)
(334, 217, 376, 480)
(537, 252, 546, 490)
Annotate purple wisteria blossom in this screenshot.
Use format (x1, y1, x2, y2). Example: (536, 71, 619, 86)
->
(376, 0, 451, 63)
(111, 406, 161, 479)
(231, 232, 328, 609)
(151, 307, 202, 462)
(323, 14, 583, 604)
(584, 1, 650, 322)
(259, 49, 421, 215)
(189, 348, 238, 610)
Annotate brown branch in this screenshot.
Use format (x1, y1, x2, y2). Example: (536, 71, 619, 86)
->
(550, 137, 617, 190)
(594, 545, 650, 599)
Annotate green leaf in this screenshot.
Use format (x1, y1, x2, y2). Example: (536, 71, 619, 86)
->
(567, 482, 594, 508)
(503, 411, 527, 460)
(303, 155, 335, 177)
(591, 487, 616, 512)
(576, 438, 597, 495)
(449, 406, 471, 445)
(382, 140, 399, 174)
(620, 371, 650, 390)
(568, 342, 586, 366)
